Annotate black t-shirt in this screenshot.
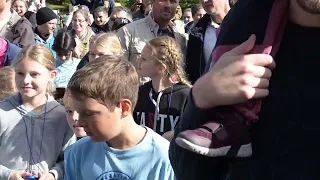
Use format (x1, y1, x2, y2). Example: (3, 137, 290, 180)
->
(134, 81, 190, 135)
(226, 21, 320, 179)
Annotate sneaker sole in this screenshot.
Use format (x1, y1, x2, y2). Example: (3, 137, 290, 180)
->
(175, 137, 252, 157)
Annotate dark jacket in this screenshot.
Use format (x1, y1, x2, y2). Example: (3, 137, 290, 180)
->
(4, 39, 21, 66)
(134, 81, 190, 135)
(76, 53, 89, 70)
(70, 0, 115, 15)
(24, 11, 37, 28)
(132, 10, 144, 21)
(3, 12, 35, 47)
(184, 21, 194, 33)
(91, 22, 110, 33)
(170, 0, 294, 179)
(185, 14, 213, 84)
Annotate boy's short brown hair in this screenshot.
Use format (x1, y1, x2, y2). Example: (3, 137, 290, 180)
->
(67, 55, 139, 111)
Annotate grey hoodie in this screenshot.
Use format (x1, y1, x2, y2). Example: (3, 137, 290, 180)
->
(0, 93, 76, 180)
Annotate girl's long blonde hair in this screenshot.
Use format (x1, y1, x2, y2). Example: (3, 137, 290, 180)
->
(147, 36, 192, 87)
(13, 44, 56, 95)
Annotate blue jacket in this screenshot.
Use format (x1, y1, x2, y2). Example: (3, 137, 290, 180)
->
(3, 39, 21, 66)
(34, 27, 61, 67)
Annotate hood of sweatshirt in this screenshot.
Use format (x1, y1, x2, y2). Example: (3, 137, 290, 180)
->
(134, 81, 190, 135)
(4, 93, 62, 116)
(0, 93, 76, 179)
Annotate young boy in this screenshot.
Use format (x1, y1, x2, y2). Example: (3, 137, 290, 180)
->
(64, 55, 175, 180)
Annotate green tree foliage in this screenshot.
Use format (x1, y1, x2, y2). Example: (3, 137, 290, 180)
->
(115, 0, 198, 10)
(115, 0, 134, 7)
(179, 0, 199, 10)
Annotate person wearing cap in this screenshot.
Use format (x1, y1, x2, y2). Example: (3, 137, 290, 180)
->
(34, 7, 59, 66)
(0, 0, 34, 47)
(110, 17, 131, 32)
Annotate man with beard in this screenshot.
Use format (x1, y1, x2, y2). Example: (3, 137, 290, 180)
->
(169, 0, 320, 179)
(117, 0, 187, 77)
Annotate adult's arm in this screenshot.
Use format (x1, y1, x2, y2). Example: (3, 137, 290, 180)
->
(169, 90, 230, 180)
(116, 25, 131, 62)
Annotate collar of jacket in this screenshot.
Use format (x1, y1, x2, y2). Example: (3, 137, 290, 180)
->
(33, 29, 54, 44)
(145, 13, 180, 36)
(189, 14, 216, 41)
(72, 26, 94, 42)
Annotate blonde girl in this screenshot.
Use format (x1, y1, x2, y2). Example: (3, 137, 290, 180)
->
(134, 36, 191, 141)
(88, 32, 122, 61)
(77, 32, 122, 69)
(0, 44, 75, 180)
(12, 0, 28, 17)
(71, 9, 95, 59)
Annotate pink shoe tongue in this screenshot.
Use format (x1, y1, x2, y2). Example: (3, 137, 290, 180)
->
(200, 122, 221, 132)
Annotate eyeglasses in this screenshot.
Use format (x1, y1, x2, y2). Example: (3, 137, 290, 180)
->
(72, 19, 86, 23)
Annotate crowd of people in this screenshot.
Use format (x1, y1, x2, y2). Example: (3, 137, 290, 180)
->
(0, 0, 320, 179)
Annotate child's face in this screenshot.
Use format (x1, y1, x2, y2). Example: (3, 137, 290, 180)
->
(63, 94, 87, 137)
(137, 46, 163, 78)
(15, 58, 56, 99)
(89, 44, 107, 62)
(72, 96, 123, 142)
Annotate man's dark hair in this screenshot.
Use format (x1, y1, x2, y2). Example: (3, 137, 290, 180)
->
(191, 4, 202, 16)
(111, 6, 133, 22)
(53, 30, 76, 56)
(93, 6, 109, 16)
(184, 8, 192, 14)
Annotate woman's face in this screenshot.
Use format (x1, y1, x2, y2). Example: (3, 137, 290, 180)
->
(13, 0, 27, 17)
(72, 13, 88, 33)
